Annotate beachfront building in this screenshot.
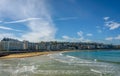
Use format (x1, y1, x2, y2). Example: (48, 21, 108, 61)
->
(28, 42, 37, 51)
(0, 38, 23, 51)
(36, 42, 69, 51)
(23, 40, 29, 50)
(37, 42, 48, 51)
(23, 40, 37, 51)
(0, 42, 3, 51)
(0, 38, 117, 51)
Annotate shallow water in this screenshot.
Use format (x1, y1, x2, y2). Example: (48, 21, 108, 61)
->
(0, 50, 120, 76)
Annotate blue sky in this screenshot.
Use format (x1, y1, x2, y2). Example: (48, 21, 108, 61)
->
(0, 0, 120, 44)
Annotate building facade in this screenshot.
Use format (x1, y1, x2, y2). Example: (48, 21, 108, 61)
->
(0, 38, 117, 51)
(1, 38, 23, 51)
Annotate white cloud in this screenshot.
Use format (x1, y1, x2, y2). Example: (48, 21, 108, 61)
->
(115, 35, 120, 40)
(104, 17, 120, 30)
(105, 37, 113, 41)
(105, 21, 120, 30)
(62, 35, 91, 42)
(61, 31, 91, 42)
(0, 26, 14, 30)
(62, 35, 70, 39)
(0, 0, 57, 42)
(104, 17, 110, 21)
(77, 31, 84, 40)
(22, 20, 56, 42)
(5, 18, 42, 24)
(105, 35, 120, 41)
(62, 35, 75, 41)
(77, 31, 83, 37)
(0, 26, 21, 32)
(86, 33, 93, 36)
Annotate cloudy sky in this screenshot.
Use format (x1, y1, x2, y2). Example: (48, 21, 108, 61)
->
(0, 0, 120, 44)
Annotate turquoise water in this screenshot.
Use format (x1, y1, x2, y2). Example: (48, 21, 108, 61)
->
(0, 50, 120, 76)
(63, 50, 120, 63)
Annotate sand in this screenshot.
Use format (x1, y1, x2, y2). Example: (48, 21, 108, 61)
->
(0, 52, 52, 59)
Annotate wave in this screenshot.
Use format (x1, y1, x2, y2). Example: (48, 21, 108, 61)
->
(0, 52, 119, 76)
(48, 52, 119, 75)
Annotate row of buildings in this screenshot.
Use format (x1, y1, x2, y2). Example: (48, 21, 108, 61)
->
(0, 38, 119, 51)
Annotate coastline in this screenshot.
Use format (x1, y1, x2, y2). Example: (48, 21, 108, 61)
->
(0, 51, 68, 59)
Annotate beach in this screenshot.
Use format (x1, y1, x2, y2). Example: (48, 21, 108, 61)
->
(0, 51, 54, 59)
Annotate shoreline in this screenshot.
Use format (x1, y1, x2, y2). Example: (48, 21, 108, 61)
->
(0, 51, 68, 59)
(0, 52, 53, 59)
(0, 49, 120, 59)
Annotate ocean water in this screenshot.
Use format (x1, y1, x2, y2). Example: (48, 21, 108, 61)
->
(0, 50, 120, 76)
(63, 50, 120, 63)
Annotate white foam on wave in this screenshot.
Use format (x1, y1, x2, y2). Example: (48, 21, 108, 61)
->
(0, 61, 41, 76)
(66, 55, 77, 59)
(90, 69, 103, 76)
(19, 65, 36, 72)
(11, 65, 37, 76)
(48, 52, 117, 75)
(33, 70, 81, 75)
(48, 53, 93, 64)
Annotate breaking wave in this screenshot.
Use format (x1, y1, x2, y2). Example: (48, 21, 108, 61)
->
(48, 52, 120, 76)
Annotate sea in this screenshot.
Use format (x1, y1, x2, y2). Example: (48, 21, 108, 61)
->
(0, 50, 120, 76)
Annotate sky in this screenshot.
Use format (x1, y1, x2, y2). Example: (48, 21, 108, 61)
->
(0, 0, 120, 44)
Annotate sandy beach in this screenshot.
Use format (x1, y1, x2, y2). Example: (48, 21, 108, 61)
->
(0, 52, 53, 59)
